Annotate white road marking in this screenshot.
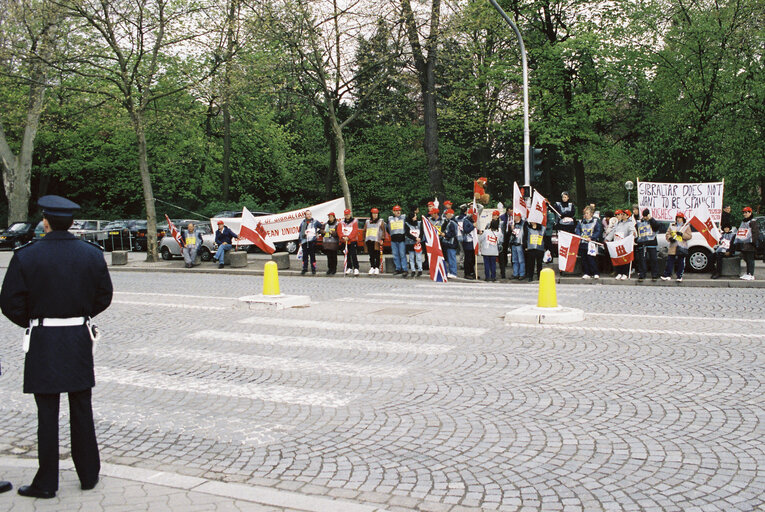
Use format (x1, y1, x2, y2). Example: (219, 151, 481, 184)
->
(587, 312, 765, 323)
(189, 330, 453, 355)
(128, 347, 408, 378)
(505, 323, 765, 339)
(95, 366, 353, 407)
(115, 291, 238, 300)
(113, 300, 227, 310)
(238, 317, 487, 337)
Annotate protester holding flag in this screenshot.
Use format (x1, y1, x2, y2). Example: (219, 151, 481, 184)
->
(479, 215, 503, 282)
(498, 207, 510, 279)
(388, 206, 408, 275)
(735, 207, 760, 280)
(509, 212, 526, 280)
(524, 221, 546, 282)
(213, 221, 239, 268)
(711, 223, 736, 279)
(441, 209, 459, 278)
(460, 208, 477, 280)
(181, 223, 202, 268)
(322, 212, 339, 275)
(575, 206, 603, 279)
(661, 212, 692, 282)
(606, 210, 637, 279)
(298, 210, 323, 275)
(421, 214, 449, 282)
(404, 209, 423, 278)
(635, 209, 660, 281)
(339, 209, 360, 276)
(365, 208, 386, 275)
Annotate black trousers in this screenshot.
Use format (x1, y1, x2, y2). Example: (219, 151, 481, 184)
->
(526, 249, 544, 280)
(33, 389, 100, 492)
(366, 241, 381, 269)
(498, 245, 508, 277)
(462, 243, 475, 278)
(301, 241, 316, 270)
(741, 250, 755, 275)
(324, 247, 337, 273)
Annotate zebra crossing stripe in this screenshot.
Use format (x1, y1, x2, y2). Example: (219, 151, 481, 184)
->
(238, 317, 487, 337)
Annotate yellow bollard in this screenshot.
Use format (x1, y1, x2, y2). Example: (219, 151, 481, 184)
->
(537, 268, 558, 308)
(263, 261, 281, 296)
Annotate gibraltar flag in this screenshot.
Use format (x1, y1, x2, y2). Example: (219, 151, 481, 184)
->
(239, 207, 275, 254)
(513, 182, 528, 219)
(690, 204, 721, 248)
(606, 234, 635, 266)
(557, 231, 581, 272)
(527, 190, 548, 226)
(164, 214, 184, 249)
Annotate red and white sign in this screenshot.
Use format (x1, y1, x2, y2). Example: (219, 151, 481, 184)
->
(606, 235, 635, 266)
(689, 204, 721, 247)
(238, 207, 276, 254)
(513, 182, 528, 219)
(557, 231, 581, 272)
(527, 190, 548, 226)
(211, 197, 345, 246)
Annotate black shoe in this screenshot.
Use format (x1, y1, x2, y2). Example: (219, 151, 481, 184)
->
(402, 272, 409, 278)
(711, 273, 719, 279)
(0, 481, 11, 493)
(81, 477, 99, 491)
(18, 485, 55, 499)
(311, 268, 316, 274)
(527, 277, 533, 282)
(416, 271, 422, 277)
(218, 264, 224, 269)
(301, 269, 307, 275)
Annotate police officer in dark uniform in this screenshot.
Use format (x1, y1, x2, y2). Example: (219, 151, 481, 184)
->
(0, 195, 113, 499)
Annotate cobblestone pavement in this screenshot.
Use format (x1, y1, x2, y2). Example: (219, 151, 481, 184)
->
(1, 270, 764, 511)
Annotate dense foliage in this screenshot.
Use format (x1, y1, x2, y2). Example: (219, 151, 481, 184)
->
(1, 0, 763, 225)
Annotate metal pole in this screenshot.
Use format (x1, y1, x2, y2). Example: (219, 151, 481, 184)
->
(488, 0, 530, 186)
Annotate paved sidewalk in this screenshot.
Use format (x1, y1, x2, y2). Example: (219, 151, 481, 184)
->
(0, 457, 388, 512)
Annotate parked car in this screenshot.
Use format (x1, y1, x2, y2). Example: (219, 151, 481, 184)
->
(0, 221, 37, 249)
(655, 220, 718, 272)
(97, 220, 133, 251)
(159, 222, 215, 261)
(70, 219, 108, 243)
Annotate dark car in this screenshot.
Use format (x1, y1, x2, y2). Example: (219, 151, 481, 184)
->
(128, 220, 166, 251)
(98, 220, 133, 251)
(0, 221, 37, 249)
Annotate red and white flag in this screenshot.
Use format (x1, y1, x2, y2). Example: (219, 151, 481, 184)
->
(557, 231, 582, 272)
(527, 190, 548, 226)
(513, 182, 528, 219)
(421, 216, 448, 282)
(239, 207, 275, 254)
(606, 234, 635, 266)
(690, 204, 721, 247)
(164, 214, 184, 249)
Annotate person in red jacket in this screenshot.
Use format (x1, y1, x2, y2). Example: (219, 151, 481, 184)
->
(338, 209, 360, 275)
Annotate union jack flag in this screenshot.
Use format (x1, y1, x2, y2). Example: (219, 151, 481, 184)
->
(164, 214, 184, 249)
(421, 216, 448, 282)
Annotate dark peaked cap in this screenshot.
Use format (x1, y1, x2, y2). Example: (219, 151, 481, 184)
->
(38, 195, 81, 217)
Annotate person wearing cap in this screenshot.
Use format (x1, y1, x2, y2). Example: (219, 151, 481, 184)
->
(322, 212, 339, 275)
(661, 212, 692, 282)
(298, 210, 323, 275)
(735, 206, 760, 280)
(181, 223, 203, 268)
(509, 211, 526, 280)
(441, 201, 453, 222)
(388, 206, 408, 275)
(0, 195, 113, 499)
(441, 209, 459, 278)
(575, 206, 603, 279)
(213, 220, 239, 268)
(634, 208, 660, 281)
(339, 209, 360, 275)
(404, 207, 423, 277)
(554, 191, 577, 235)
(460, 206, 477, 279)
(606, 209, 637, 280)
(365, 208, 386, 275)
(479, 213, 503, 281)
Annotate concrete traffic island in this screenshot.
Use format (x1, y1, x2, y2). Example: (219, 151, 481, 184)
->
(505, 268, 584, 324)
(239, 261, 310, 310)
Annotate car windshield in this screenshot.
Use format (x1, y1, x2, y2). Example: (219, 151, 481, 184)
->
(103, 221, 127, 230)
(6, 222, 32, 233)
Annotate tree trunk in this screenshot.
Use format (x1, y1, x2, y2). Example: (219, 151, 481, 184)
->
(574, 156, 587, 208)
(322, 114, 337, 200)
(130, 110, 159, 262)
(222, 101, 232, 201)
(330, 118, 352, 210)
(422, 60, 444, 198)
(0, 75, 47, 223)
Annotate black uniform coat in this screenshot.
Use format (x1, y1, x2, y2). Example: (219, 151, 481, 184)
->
(0, 231, 113, 394)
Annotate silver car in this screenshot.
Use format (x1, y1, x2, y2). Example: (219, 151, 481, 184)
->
(159, 222, 215, 262)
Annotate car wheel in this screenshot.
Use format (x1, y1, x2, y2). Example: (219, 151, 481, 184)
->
(688, 247, 712, 273)
(285, 241, 298, 254)
(200, 247, 212, 262)
(160, 246, 172, 260)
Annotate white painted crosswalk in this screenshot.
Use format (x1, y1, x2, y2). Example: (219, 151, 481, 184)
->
(238, 317, 487, 337)
(188, 330, 453, 355)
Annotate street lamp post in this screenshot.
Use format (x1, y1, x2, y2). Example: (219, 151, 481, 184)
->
(487, 0, 530, 187)
(625, 180, 634, 205)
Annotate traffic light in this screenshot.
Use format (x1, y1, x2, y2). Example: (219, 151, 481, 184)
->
(530, 146, 544, 184)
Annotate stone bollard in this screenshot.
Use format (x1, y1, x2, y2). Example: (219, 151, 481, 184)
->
(384, 256, 395, 273)
(720, 256, 742, 277)
(271, 252, 290, 270)
(111, 251, 128, 266)
(226, 251, 247, 268)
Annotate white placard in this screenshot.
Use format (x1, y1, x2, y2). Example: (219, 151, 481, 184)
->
(637, 180, 724, 222)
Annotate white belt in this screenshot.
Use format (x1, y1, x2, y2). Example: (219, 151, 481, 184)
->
(30, 317, 86, 327)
